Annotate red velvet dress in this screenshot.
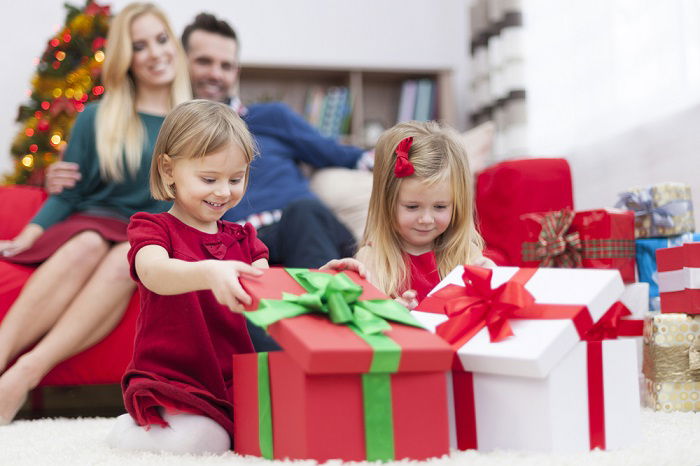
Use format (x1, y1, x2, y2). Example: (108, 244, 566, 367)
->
(123, 212, 268, 441)
(404, 251, 441, 303)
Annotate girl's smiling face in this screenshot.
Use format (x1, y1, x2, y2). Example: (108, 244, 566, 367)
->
(394, 176, 453, 255)
(164, 143, 248, 233)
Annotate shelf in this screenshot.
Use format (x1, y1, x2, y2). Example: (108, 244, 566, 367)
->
(239, 65, 454, 148)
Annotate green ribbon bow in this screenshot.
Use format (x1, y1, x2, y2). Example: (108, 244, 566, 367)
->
(248, 268, 425, 461)
(246, 268, 423, 339)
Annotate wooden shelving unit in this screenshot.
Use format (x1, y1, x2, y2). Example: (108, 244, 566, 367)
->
(239, 65, 454, 148)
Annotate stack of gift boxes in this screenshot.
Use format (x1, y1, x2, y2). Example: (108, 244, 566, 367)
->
(234, 265, 643, 459)
(621, 182, 700, 413)
(226, 175, 695, 461)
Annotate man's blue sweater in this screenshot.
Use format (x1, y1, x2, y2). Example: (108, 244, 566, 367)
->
(222, 102, 363, 223)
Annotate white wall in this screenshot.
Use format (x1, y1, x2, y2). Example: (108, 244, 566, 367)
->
(0, 0, 471, 176)
(522, 0, 700, 217)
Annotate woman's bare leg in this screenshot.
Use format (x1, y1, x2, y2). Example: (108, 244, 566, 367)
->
(0, 231, 110, 373)
(0, 242, 135, 424)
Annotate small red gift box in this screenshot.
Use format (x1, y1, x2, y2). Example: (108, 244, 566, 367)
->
(520, 208, 636, 283)
(657, 242, 700, 314)
(233, 268, 453, 462)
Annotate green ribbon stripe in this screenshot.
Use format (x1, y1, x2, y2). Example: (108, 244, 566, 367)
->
(362, 373, 395, 461)
(246, 268, 420, 461)
(257, 352, 274, 459)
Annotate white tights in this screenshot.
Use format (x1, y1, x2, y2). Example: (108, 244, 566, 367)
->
(106, 411, 231, 455)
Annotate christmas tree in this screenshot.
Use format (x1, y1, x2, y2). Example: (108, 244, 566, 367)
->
(5, 0, 110, 186)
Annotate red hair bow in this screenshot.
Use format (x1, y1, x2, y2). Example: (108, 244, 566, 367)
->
(393, 137, 414, 178)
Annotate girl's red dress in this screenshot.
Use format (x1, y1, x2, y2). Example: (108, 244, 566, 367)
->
(123, 212, 268, 441)
(405, 251, 440, 302)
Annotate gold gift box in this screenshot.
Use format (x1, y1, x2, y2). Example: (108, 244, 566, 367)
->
(643, 313, 700, 412)
(625, 182, 694, 238)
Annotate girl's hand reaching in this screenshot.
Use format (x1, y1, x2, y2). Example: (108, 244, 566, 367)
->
(395, 289, 418, 310)
(320, 258, 368, 279)
(203, 260, 263, 312)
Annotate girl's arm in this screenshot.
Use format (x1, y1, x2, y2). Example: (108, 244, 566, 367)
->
(135, 244, 263, 311)
(253, 258, 269, 269)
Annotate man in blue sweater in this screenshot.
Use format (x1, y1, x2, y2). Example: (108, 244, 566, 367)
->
(48, 12, 373, 269)
(183, 13, 374, 267)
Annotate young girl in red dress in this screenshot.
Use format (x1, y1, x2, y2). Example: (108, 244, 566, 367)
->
(356, 121, 493, 309)
(106, 99, 269, 454)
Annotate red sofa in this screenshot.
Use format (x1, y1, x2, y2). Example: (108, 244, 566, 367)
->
(0, 157, 573, 388)
(0, 185, 140, 386)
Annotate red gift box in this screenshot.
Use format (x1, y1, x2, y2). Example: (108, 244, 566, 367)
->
(476, 158, 574, 266)
(520, 208, 636, 283)
(233, 268, 453, 462)
(657, 242, 700, 314)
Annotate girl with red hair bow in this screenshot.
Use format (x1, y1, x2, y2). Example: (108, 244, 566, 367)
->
(355, 121, 493, 308)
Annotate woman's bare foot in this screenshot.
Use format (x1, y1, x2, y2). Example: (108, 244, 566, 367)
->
(0, 358, 40, 425)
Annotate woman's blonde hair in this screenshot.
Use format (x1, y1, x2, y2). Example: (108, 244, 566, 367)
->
(358, 120, 484, 297)
(96, 2, 191, 181)
(150, 99, 257, 200)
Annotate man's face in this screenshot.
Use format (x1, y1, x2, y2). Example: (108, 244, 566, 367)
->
(186, 30, 239, 103)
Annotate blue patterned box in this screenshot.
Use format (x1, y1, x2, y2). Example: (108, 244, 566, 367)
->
(635, 232, 700, 310)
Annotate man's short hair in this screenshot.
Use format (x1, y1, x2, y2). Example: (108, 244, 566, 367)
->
(181, 12, 238, 51)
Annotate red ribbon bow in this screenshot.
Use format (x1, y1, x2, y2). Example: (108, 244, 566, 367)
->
(421, 266, 536, 348)
(92, 37, 106, 52)
(85, 1, 111, 16)
(584, 301, 631, 341)
(49, 97, 78, 117)
(393, 137, 415, 178)
(521, 209, 583, 267)
(584, 301, 644, 341)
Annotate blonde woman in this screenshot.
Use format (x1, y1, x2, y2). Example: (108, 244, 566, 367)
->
(0, 2, 190, 424)
(356, 121, 494, 309)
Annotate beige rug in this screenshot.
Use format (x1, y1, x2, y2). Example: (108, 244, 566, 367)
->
(0, 410, 697, 465)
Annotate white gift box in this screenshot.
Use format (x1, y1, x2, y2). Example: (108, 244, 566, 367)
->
(619, 282, 649, 372)
(415, 266, 641, 453)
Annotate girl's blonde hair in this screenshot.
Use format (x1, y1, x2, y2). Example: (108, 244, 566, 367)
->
(96, 2, 191, 181)
(150, 99, 257, 200)
(358, 120, 484, 297)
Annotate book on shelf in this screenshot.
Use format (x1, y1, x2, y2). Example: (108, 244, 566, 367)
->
(396, 78, 436, 123)
(305, 86, 352, 140)
(304, 86, 326, 127)
(397, 79, 418, 123)
(413, 78, 435, 122)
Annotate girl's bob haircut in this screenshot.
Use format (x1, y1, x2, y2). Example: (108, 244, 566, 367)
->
(149, 99, 257, 200)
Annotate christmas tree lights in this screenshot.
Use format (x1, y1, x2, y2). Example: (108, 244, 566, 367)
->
(5, 0, 110, 186)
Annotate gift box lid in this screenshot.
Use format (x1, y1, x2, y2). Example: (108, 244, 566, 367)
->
(414, 266, 624, 379)
(241, 268, 454, 375)
(656, 244, 687, 272)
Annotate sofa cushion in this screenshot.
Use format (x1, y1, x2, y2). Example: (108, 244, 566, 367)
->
(0, 185, 138, 387)
(0, 186, 47, 239)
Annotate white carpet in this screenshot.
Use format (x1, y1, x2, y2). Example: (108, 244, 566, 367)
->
(0, 410, 698, 465)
